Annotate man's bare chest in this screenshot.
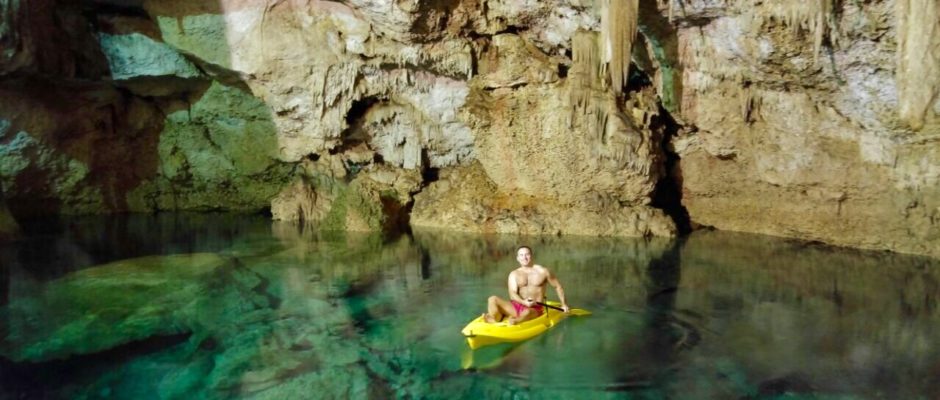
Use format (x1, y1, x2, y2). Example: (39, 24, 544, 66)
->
(514, 269, 547, 287)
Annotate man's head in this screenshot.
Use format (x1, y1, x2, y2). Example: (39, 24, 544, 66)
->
(516, 245, 533, 267)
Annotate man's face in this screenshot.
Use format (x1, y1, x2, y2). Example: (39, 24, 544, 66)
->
(516, 248, 532, 266)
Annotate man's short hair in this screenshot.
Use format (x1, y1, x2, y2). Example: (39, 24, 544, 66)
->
(516, 245, 532, 255)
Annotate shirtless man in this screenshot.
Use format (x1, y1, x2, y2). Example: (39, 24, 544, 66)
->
(484, 245, 570, 324)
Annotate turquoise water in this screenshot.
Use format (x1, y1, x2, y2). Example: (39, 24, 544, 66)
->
(1, 214, 938, 399)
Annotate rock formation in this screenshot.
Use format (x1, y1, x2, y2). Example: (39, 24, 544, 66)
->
(667, 0, 939, 257)
(0, 0, 937, 256)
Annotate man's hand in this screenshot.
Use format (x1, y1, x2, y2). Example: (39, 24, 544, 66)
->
(525, 298, 535, 307)
(562, 304, 570, 313)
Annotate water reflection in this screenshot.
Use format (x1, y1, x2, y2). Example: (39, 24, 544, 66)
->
(2, 213, 278, 281)
(0, 215, 937, 399)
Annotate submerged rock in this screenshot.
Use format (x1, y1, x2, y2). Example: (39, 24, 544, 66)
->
(0, 253, 266, 362)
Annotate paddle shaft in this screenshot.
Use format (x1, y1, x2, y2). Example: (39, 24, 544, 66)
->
(536, 301, 567, 312)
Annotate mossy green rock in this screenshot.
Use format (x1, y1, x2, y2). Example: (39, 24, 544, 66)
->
(0, 123, 104, 214)
(98, 33, 202, 80)
(128, 81, 294, 211)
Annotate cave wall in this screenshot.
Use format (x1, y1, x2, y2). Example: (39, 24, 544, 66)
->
(664, 0, 939, 257)
(0, 0, 937, 256)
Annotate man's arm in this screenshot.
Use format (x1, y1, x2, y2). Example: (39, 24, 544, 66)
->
(546, 268, 570, 312)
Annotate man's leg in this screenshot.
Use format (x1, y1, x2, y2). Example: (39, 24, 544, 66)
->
(507, 306, 533, 325)
(485, 295, 515, 323)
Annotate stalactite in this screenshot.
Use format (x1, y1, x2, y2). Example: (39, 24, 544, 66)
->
(568, 1, 640, 148)
(657, 0, 676, 23)
(570, 30, 601, 113)
(601, 0, 639, 95)
(740, 85, 762, 124)
(570, 0, 639, 99)
(728, 0, 836, 64)
(896, 0, 940, 130)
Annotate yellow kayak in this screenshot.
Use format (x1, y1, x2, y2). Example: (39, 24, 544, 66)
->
(460, 301, 592, 350)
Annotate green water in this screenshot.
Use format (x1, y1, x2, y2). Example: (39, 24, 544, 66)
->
(0, 214, 938, 399)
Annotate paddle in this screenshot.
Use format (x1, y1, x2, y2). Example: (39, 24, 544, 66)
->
(537, 301, 592, 316)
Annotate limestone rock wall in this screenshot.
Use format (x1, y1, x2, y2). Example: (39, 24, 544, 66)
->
(664, 0, 939, 257)
(1, 0, 938, 254)
(1, 0, 675, 238)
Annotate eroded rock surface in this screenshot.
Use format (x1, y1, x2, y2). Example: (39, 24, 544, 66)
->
(666, 0, 939, 256)
(0, 0, 938, 253)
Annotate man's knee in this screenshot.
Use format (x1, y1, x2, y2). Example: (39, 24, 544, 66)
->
(487, 295, 500, 305)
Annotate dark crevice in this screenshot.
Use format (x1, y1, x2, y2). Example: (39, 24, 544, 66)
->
(495, 25, 524, 36)
(419, 149, 439, 185)
(333, 96, 381, 157)
(672, 16, 717, 28)
(466, 31, 489, 41)
(344, 96, 380, 128)
(376, 61, 469, 81)
(482, 81, 529, 91)
(421, 166, 439, 185)
(626, 66, 653, 91)
(80, 1, 149, 20)
(624, 63, 690, 235)
(399, 151, 437, 238)
(650, 105, 692, 235)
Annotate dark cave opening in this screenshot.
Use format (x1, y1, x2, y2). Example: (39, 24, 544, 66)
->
(649, 105, 692, 235)
(625, 66, 691, 235)
(343, 96, 380, 132)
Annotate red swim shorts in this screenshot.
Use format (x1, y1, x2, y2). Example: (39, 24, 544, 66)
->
(511, 300, 544, 317)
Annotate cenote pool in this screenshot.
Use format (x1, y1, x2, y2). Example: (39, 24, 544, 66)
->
(0, 214, 938, 399)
